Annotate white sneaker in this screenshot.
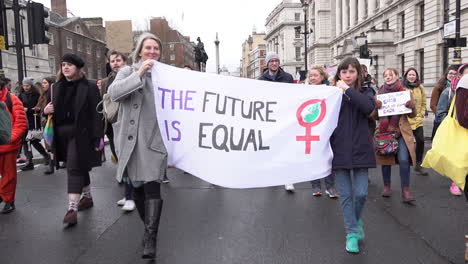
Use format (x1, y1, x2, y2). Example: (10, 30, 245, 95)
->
(117, 198, 126, 206)
(122, 200, 136, 211)
(285, 184, 295, 192)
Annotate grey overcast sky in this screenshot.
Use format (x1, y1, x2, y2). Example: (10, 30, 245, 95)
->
(34, 0, 289, 73)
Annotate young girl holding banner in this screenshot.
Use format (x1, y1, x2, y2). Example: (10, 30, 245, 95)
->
(331, 57, 376, 254)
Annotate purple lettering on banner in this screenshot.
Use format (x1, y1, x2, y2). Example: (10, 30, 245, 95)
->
(171, 121, 181, 141)
(185, 90, 196, 111)
(158, 87, 171, 109)
(172, 90, 184, 110)
(164, 120, 170, 140)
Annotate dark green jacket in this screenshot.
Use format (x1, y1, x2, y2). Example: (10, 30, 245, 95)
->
(0, 102, 11, 145)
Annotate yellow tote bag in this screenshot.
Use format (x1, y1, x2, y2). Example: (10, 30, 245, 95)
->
(422, 95, 468, 189)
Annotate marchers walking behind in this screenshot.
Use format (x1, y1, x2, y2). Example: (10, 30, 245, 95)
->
(43, 54, 103, 226)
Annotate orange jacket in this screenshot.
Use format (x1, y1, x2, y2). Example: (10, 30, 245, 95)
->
(0, 88, 27, 153)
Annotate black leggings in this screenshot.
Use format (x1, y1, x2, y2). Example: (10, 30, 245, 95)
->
(134, 181, 161, 200)
(412, 126, 425, 163)
(23, 138, 48, 161)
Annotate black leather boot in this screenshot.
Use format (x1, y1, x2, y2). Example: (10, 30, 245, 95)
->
(133, 190, 145, 223)
(142, 199, 163, 259)
(44, 158, 54, 175)
(20, 160, 34, 171)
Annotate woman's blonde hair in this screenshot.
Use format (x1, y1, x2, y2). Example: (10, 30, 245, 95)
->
(307, 65, 329, 84)
(132, 32, 163, 63)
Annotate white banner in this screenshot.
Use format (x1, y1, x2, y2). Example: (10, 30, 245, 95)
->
(151, 62, 342, 188)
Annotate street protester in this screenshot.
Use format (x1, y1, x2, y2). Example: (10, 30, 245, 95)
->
(433, 64, 468, 195)
(107, 33, 166, 259)
(34, 77, 55, 175)
(257, 51, 296, 192)
(306, 66, 338, 198)
(374, 68, 417, 202)
(100, 50, 136, 212)
(18, 77, 50, 171)
(403, 68, 429, 176)
(331, 57, 376, 254)
(43, 53, 103, 226)
(430, 65, 458, 138)
(0, 77, 27, 214)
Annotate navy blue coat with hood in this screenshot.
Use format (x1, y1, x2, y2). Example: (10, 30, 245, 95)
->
(330, 86, 376, 169)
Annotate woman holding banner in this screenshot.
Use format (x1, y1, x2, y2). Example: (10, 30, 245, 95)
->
(307, 66, 338, 198)
(374, 68, 417, 203)
(331, 57, 376, 254)
(107, 33, 166, 260)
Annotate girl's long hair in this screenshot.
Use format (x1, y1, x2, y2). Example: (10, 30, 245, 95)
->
(334, 57, 364, 91)
(435, 65, 459, 92)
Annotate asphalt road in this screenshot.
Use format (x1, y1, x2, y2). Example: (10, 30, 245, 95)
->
(1, 143, 467, 264)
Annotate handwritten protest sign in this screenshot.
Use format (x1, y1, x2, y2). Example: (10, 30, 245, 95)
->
(151, 62, 343, 188)
(377, 91, 412, 117)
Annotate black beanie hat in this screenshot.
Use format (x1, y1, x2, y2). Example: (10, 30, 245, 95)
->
(62, 53, 85, 68)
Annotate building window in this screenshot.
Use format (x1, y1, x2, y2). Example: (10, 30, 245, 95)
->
(96, 49, 100, 58)
(170, 44, 175, 51)
(97, 64, 102, 79)
(88, 66, 94, 79)
(48, 32, 54, 45)
(399, 12, 405, 38)
(295, 30, 300, 39)
(418, 3, 425, 32)
(295, 47, 301, 61)
(66, 37, 73, 50)
(400, 54, 405, 74)
(49, 56, 56, 74)
(75, 25, 82, 34)
(10, 28, 16, 53)
(31, 46, 38, 56)
(86, 44, 91, 54)
(418, 49, 424, 82)
(170, 54, 175, 61)
(295, 13, 301, 21)
(77, 42, 82, 52)
(382, 20, 389, 30)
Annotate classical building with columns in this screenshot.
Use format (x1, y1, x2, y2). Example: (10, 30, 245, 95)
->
(264, 0, 305, 77)
(305, 0, 468, 88)
(240, 31, 267, 78)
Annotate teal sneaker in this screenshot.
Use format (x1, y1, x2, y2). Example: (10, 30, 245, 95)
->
(345, 233, 360, 254)
(357, 219, 365, 240)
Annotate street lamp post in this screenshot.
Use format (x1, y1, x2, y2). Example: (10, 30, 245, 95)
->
(296, 0, 310, 74)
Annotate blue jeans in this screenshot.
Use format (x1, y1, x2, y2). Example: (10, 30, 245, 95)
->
(335, 168, 369, 234)
(311, 174, 335, 190)
(382, 136, 410, 187)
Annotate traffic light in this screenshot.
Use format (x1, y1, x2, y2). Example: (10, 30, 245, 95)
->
(27, 2, 49, 44)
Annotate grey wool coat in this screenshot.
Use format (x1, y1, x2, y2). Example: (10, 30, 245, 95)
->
(107, 61, 167, 183)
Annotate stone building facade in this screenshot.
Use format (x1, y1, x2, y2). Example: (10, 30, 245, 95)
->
(0, 0, 51, 84)
(305, 0, 468, 88)
(264, 0, 305, 77)
(149, 18, 197, 69)
(48, 0, 107, 80)
(240, 31, 267, 78)
(105, 20, 133, 56)
(247, 44, 266, 79)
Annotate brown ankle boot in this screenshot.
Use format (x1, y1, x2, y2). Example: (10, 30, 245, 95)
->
(382, 184, 392, 197)
(402, 187, 415, 203)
